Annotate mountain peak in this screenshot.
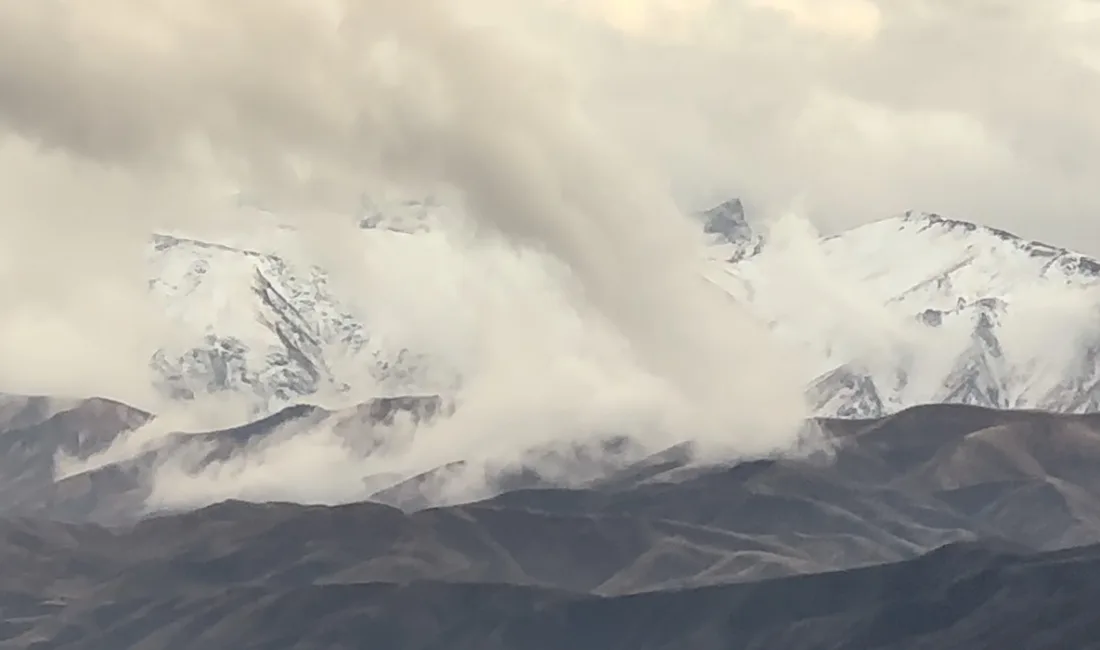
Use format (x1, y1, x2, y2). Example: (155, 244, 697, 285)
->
(137, 199, 1100, 424)
(699, 198, 762, 260)
(895, 211, 1100, 275)
(704, 197, 748, 238)
(899, 210, 1026, 243)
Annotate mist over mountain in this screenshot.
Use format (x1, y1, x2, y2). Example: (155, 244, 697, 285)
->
(7, 109, 1100, 650)
(0, 198, 1078, 648)
(3, 0, 1100, 647)
(136, 197, 1100, 426)
(3, 163, 1100, 650)
(5, 397, 1100, 648)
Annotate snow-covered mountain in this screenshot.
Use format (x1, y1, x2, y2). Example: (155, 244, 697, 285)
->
(143, 199, 1100, 420)
(146, 228, 438, 415)
(709, 207, 1100, 418)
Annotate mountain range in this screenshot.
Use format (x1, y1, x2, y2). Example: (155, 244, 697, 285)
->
(704, 200, 1100, 417)
(5, 200, 1100, 646)
(5, 397, 1100, 647)
(144, 197, 1100, 420)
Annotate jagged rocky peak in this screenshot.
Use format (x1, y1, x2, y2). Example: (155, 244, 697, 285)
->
(700, 198, 763, 260)
(139, 198, 1100, 423)
(146, 231, 423, 416)
(702, 198, 748, 239)
(807, 365, 886, 419)
(900, 210, 1021, 239)
(898, 211, 1054, 254)
(900, 210, 1100, 276)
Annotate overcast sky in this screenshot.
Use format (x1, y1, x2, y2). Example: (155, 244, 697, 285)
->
(470, 0, 1100, 252)
(1, 0, 1099, 252)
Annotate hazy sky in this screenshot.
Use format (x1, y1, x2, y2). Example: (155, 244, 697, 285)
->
(1, 0, 1099, 251)
(480, 0, 1100, 252)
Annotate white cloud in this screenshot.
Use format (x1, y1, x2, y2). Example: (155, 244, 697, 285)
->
(750, 0, 882, 40)
(0, 0, 817, 509)
(496, 0, 1100, 251)
(2, 0, 1098, 509)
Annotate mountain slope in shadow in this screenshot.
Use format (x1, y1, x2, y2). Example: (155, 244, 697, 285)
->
(8, 399, 1100, 587)
(3, 535, 1100, 649)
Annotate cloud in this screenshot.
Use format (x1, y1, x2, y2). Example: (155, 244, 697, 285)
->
(507, 0, 1100, 253)
(742, 0, 881, 41)
(997, 283, 1100, 399)
(8, 0, 1097, 510)
(0, 0, 815, 509)
(77, 222, 800, 511)
(552, 0, 881, 43)
(557, 0, 717, 39)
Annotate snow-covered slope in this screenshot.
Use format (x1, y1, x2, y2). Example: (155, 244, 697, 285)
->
(712, 209, 1100, 418)
(143, 199, 1100, 420)
(146, 228, 437, 415)
(817, 213, 1099, 309)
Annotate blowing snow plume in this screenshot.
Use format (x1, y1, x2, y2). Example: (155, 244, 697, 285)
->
(0, 0, 807, 471)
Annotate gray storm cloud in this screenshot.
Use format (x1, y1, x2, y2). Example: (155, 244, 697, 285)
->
(0, 0, 807, 451)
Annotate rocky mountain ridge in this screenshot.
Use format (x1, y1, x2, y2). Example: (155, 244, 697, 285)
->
(145, 199, 1100, 419)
